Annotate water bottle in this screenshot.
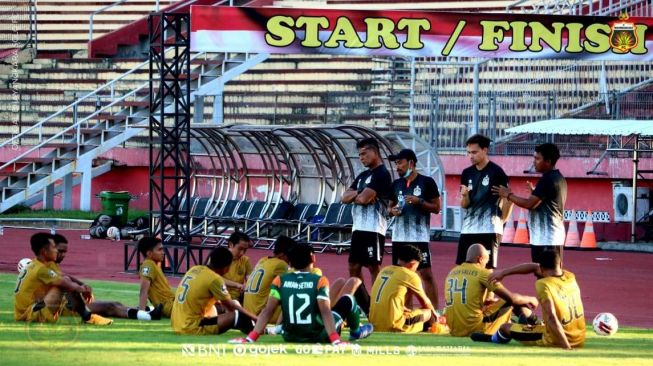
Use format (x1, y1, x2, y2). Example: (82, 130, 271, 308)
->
(0, 225, 4, 236)
(50, 225, 56, 235)
(80, 234, 91, 240)
(397, 195, 405, 215)
(467, 179, 473, 191)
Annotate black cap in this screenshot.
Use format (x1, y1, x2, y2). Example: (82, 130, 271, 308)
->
(388, 149, 417, 163)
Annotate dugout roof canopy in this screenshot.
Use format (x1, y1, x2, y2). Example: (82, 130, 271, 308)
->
(506, 119, 653, 136)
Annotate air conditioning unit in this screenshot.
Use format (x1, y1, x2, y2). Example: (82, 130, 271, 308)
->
(613, 187, 649, 222)
(445, 206, 463, 232)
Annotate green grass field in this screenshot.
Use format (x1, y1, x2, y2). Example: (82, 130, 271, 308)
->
(0, 272, 651, 365)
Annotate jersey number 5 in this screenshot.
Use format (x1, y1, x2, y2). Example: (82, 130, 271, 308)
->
(177, 276, 193, 303)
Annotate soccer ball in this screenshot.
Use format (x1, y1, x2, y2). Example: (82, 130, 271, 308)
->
(17, 258, 32, 273)
(107, 226, 120, 240)
(593, 312, 618, 336)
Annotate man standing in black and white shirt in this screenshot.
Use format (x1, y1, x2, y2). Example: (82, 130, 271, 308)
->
(457, 134, 513, 269)
(341, 138, 393, 284)
(492, 143, 567, 264)
(388, 149, 441, 308)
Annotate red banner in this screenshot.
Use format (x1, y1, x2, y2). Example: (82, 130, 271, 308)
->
(191, 6, 653, 60)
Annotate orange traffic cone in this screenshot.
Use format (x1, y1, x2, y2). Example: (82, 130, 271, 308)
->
(513, 209, 529, 245)
(502, 211, 515, 244)
(580, 210, 598, 249)
(564, 210, 580, 248)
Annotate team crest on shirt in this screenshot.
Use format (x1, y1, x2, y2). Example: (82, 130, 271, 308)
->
(482, 175, 490, 186)
(413, 186, 422, 197)
(365, 176, 372, 185)
(48, 270, 56, 278)
(142, 267, 150, 276)
(221, 284, 228, 294)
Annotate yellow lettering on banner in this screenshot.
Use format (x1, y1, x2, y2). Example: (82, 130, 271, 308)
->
(630, 24, 649, 55)
(478, 21, 510, 51)
(529, 22, 565, 52)
(564, 23, 584, 53)
(265, 16, 296, 47)
(583, 23, 611, 53)
(364, 18, 399, 49)
(296, 17, 329, 48)
(508, 21, 528, 51)
(397, 19, 431, 49)
(324, 17, 363, 48)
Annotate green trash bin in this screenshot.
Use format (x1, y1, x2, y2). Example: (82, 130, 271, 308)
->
(99, 191, 131, 225)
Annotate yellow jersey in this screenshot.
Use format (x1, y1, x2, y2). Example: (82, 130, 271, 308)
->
(223, 255, 253, 299)
(14, 259, 61, 321)
(139, 259, 175, 308)
(443, 262, 503, 336)
(536, 270, 586, 348)
(243, 257, 288, 322)
(369, 265, 432, 332)
(171, 265, 231, 334)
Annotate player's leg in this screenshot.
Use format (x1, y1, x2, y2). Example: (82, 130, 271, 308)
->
(88, 301, 162, 320)
(205, 310, 255, 335)
(63, 290, 112, 325)
(348, 231, 365, 280)
(416, 242, 439, 309)
(365, 233, 385, 283)
(329, 278, 346, 304)
(401, 308, 432, 333)
(332, 294, 372, 340)
(455, 234, 475, 265)
(487, 234, 501, 270)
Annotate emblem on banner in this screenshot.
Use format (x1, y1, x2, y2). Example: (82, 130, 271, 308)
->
(610, 11, 639, 53)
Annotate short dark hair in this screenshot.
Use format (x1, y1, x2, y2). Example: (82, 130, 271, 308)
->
(227, 232, 250, 246)
(288, 244, 314, 270)
(535, 143, 561, 166)
(538, 250, 561, 270)
(138, 236, 161, 256)
(208, 247, 233, 270)
(356, 137, 380, 151)
(273, 235, 297, 255)
(396, 244, 422, 264)
(52, 233, 68, 245)
(465, 134, 492, 149)
(31, 232, 53, 256)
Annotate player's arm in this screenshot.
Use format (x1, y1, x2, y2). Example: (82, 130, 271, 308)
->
(459, 185, 471, 208)
(51, 275, 87, 294)
(222, 298, 258, 322)
(138, 277, 151, 310)
(354, 187, 378, 205)
(230, 296, 279, 343)
(388, 198, 400, 216)
(407, 195, 440, 214)
(541, 298, 572, 350)
(318, 298, 345, 344)
(499, 196, 514, 222)
(223, 278, 244, 292)
(489, 263, 542, 283)
(493, 286, 538, 309)
(491, 185, 541, 210)
(341, 188, 358, 204)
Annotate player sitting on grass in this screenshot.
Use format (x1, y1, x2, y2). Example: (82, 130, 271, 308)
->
(444, 243, 539, 337)
(369, 244, 440, 333)
(138, 237, 175, 318)
(52, 234, 162, 321)
(14, 233, 112, 325)
(243, 235, 295, 323)
(471, 250, 586, 349)
(229, 244, 373, 344)
(171, 247, 258, 335)
(222, 232, 253, 303)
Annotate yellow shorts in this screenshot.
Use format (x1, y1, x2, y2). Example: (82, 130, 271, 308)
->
(398, 309, 427, 333)
(509, 323, 545, 346)
(161, 300, 173, 318)
(480, 299, 513, 335)
(24, 301, 65, 323)
(176, 316, 221, 335)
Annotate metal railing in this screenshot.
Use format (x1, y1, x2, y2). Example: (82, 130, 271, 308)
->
(89, 0, 175, 43)
(0, 0, 38, 52)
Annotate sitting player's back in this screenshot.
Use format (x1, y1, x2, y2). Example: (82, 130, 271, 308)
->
(275, 271, 329, 342)
(14, 259, 59, 321)
(536, 270, 585, 347)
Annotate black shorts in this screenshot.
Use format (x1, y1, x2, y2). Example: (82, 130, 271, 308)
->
(456, 233, 501, 269)
(392, 242, 431, 269)
(349, 230, 385, 266)
(530, 245, 563, 265)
